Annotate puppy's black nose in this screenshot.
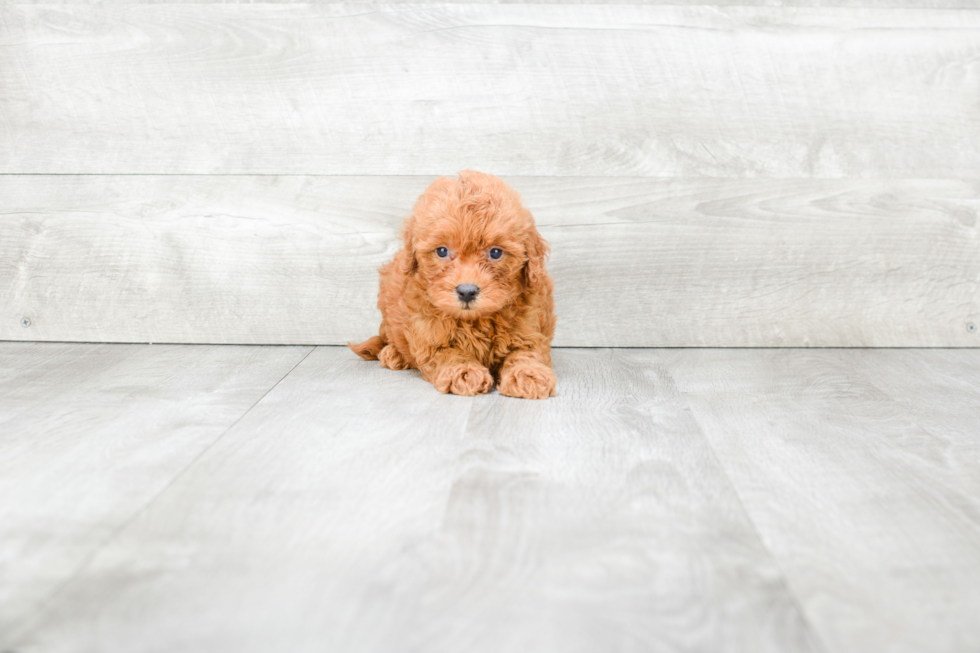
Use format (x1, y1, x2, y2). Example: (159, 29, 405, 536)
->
(456, 284, 480, 304)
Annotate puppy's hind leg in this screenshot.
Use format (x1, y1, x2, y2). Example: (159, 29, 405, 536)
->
(348, 335, 385, 361)
(378, 344, 410, 370)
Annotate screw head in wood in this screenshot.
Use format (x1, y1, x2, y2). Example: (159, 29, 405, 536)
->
(20, 317, 31, 328)
(969, 322, 977, 333)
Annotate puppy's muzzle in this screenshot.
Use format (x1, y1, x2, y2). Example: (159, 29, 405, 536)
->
(456, 284, 480, 305)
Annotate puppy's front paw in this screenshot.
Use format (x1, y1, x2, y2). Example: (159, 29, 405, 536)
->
(498, 361, 556, 400)
(434, 363, 494, 396)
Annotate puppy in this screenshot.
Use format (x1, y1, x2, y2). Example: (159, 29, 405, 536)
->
(349, 170, 556, 399)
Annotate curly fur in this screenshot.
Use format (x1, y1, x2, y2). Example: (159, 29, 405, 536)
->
(349, 170, 556, 399)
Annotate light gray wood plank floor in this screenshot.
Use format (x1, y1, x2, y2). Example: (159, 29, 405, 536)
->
(663, 349, 980, 653)
(0, 343, 313, 643)
(2, 344, 978, 652)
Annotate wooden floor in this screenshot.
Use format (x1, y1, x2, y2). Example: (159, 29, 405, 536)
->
(1, 343, 978, 653)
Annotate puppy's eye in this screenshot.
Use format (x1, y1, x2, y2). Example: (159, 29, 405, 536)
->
(435, 247, 449, 259)
(489, 248, 503, 260)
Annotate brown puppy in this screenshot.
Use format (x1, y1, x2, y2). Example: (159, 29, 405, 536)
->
(349, 170, 556, 399)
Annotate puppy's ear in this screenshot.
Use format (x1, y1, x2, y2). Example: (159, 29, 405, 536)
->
(399, 213, 419, 276)
(522, 224, 550, 289)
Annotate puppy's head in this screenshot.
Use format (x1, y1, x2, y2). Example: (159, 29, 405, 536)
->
(401, 170, 549, 320)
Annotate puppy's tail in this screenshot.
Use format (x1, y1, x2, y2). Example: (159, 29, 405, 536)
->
(348, 335, 386, 361)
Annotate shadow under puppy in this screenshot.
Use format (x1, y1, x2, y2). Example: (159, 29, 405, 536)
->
(349, 170, 556, 399)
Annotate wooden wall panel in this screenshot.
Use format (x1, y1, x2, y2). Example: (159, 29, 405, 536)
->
(2, 175, 976, 347)
(1, 5, 979, 177)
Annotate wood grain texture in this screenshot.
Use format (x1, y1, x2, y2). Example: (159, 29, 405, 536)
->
(847, 349, 980, 447)
(11, 346, 821, 653)
(2, 5, 979, 176)
(2, 175, 977, 347)
(664, 348, 980, 653)
(0, 342, 311, 642)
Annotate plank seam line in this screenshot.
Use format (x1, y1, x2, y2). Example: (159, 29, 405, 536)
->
(668, 377, 833, 653)
(6, 344, 317, 649)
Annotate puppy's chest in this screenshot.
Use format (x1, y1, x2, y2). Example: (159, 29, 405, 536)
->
(450, 318, 512, 369)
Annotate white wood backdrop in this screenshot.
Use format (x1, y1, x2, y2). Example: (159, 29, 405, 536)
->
(1, 3, 978, 346)
(4, 5, 980, 177)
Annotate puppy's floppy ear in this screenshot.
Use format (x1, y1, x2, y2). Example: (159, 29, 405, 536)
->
(522, 222, 550, 289)
(398, 213, 419, 276)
